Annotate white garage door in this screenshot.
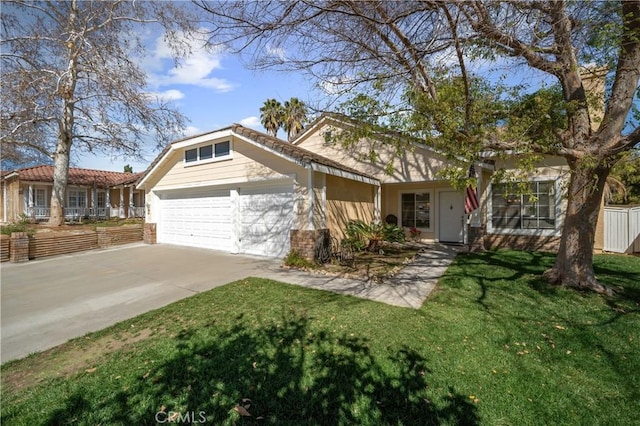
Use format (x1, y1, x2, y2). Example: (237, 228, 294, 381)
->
(239, 185, 294, 258)
(158, 189, 232, 251)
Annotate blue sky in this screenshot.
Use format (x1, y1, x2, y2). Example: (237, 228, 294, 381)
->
(74, 28, 554, 174)
(74, 31, 319, 173)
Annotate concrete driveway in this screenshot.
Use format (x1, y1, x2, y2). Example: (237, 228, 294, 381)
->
(1, 243, 281, 363)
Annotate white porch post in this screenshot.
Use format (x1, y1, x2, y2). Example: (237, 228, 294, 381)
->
(28, 185, 34, 218)
(119, 187, 124, 218)
(91, 184, 96, 217)
(374, 185, 381, 222)
(105, 189, 111, 218)
(320, 174, 327, 229)
(3, 182, 7, 222)
(471, 165, 482, 227)
(307, 168, 314, 230)
(128, 187, 134, 218)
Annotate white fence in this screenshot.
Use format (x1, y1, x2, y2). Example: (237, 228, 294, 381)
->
(604, 206, 640, 253)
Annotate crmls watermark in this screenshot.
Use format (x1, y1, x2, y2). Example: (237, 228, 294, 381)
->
(155, 410, 207, 424)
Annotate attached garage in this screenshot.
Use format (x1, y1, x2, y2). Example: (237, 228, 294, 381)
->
(138, 124, 379, 258)
(156, 182, 294, 257)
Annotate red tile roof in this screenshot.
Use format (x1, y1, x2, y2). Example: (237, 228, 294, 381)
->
(1, 165, 142, 188)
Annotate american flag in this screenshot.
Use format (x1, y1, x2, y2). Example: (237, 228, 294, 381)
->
(464, 164, 479, 214)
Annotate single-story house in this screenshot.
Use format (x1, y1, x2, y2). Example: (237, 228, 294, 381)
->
(138, 113, 597, 258)
(0, 165, 146, 223)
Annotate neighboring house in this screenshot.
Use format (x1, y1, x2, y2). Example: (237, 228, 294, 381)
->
(137, 114, 578, 258)
(0, 165, 146, 223)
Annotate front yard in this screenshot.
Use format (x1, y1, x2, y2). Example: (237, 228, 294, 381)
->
(2, 250, 638, 425)
(287, 242, 422, 282)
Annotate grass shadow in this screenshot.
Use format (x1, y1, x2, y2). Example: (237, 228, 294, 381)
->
(39, 310, 478, 425)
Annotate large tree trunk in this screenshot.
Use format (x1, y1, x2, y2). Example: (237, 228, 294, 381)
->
(48, 135, 72, 227)
(543, 158, 612, 295)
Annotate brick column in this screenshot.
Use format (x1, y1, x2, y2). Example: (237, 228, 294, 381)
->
(10, 232, 29, 262)
(96, 227, 110, 248)
(144, 223, 157, 244)
(467, 224, 486, 252)
(289, 229, 330, 260)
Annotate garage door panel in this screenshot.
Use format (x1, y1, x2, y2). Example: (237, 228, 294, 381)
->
(158, 190, 232, 251)
(239, 185, 294, 258)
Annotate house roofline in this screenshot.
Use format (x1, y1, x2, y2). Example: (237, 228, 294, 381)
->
(292, 112, 484, 168)
(137, 124, 379, 190)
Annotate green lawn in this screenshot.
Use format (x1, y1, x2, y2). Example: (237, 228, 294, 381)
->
(2, 250, 638, 425)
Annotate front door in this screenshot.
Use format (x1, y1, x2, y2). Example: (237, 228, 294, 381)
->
(439, 191, 464, 243)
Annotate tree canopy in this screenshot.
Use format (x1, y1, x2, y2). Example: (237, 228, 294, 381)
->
(259, 97, 308, 140)
(1, 0, 193, 225)
(197, 0, 640, 293)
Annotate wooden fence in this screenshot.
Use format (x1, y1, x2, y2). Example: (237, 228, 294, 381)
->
(1, 235, 9, 262)
(0, 224, 143, 262)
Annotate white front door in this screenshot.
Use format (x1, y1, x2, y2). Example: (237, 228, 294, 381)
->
(439, 191, 465, 243)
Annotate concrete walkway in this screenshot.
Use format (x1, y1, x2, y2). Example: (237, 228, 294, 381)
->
(1, 243, 459, 362)
(261, 243, 460, 309)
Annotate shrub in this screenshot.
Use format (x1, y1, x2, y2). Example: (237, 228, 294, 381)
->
(340, 237, 366, 252)
(283, 249, 316, 269)
(0, 214, 32, 236)
(383, 224, 405, 243)
(344, 220, 404, 252)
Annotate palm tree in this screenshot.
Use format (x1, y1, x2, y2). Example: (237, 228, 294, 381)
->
(604, 176, 627, 205)
(283, 97, 308, 141)
(260, 99, 284, 137)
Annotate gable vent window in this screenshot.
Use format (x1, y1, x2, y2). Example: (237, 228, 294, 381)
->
(185, 148, 197, 163)
(215, 141, 230, 157)
(184, 141, 232, 165)
(199, 145, 213, 160)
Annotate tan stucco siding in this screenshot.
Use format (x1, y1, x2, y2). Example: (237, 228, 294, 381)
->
(3, 179, 22, 222)
(382, 181, 455, 240)
(147, 136, 301, 191)
(492, 155, 569, 178)
(594, 197, 605, 251)
(296, 124, 450, 184)
(325, 175, 375, 240)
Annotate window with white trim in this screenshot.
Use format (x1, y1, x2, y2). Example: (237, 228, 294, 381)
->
(35, 188, 47, 207)
(97, 191, 106, 207)
(491, 181, 556, 230)
(401, 192, 431, 229)
(67, 189, 87, 209)
(184, 141, 231, 164)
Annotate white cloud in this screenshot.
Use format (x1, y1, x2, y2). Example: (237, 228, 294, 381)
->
(265, 44, 287, 62)
(238, 116, 261, 128)
(319, 75, 358, 95)
(147, 32, 236, 93)
(145, 89, 185, 102)
(183, 126, 201, 136)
